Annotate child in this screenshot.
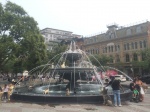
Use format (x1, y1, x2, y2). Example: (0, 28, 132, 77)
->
(133, 87, 139, 98)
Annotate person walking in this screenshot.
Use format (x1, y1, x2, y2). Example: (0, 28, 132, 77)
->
(106, 76, 124, 107)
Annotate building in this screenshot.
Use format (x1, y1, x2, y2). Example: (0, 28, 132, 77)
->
(83, 21, 150, 77)
(40, 28, 82, 51)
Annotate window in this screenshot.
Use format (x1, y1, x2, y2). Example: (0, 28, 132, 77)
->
(97, 48, 100, 54)
(109, 55, 113, 63)
(105, 47, 107, 53)
(90, 49, 92, 54)
(141, 53, 145, 61)
(135, 42, 138, 49)
(93, 49, 94, 54)
(103, 48, 105, 53)
(139, 41, 142, 48)
(127, 43, 130, 50)
(94, 38, 97, 42)
(115, 45, 117, 51)
(133, 53, 138, 61)
(116, 55, 120, 62)
(111, 33, 115, 38)
(125, 54, 130, 62)
(126, 29, 132, 36)
(118, 45, 120, 51)
(143, 40, 146, 48)
(108, 46, 111, 52)
(124, 44, 126, 50)
(136, 26, 142, 33)
(95, 48, 99, 54)
(111, 46, 113, 52)
(131, 42, 134, 49)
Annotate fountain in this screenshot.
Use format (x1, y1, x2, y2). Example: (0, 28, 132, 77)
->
(11, 41, 132, 103)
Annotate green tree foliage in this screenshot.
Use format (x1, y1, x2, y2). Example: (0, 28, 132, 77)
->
(0, 2, 47, 73)
(132, 49, 150, 72)
(47, 43, 67, 64)
(89, 54, 111, 66)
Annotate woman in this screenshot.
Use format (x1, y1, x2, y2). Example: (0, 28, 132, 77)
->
(135, 77, 145, 101)
(2, 84, 9, 100)
(106, 76, 124, 107)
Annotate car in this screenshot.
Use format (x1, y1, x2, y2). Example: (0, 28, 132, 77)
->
(114, 75, 126, 82)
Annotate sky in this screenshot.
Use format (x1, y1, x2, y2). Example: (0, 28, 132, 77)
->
(1, 0, 150, 36)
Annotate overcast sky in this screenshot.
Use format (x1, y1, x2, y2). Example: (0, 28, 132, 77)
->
(1, 0, 150, 36)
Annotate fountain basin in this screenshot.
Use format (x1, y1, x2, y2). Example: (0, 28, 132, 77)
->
(11, 84, 131, 104)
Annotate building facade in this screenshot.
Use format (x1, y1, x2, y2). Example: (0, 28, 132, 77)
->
(40, 28, 82, 50)
(83, 21, 150, 77)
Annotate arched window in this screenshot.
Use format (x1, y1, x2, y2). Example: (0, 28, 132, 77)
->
(108, 46, 111, 52)
(111, 46, 113, 52)
(125, 54, 130, 62)
(133, 53, 138, 61)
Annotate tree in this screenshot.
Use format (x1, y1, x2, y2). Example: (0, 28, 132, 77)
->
(89, 54, 111, 67)
(131, 49, 150, 74)
(47, 43, 67, 64)
(0, 2, 47, 73)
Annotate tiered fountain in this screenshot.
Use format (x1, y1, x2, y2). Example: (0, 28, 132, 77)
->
(11, 41, 131, 103)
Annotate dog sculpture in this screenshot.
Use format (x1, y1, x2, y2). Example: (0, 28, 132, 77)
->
(43, 88, 49, 94)
(142, 83, 148, 93)
(8, 84, 15, 100)
(101, 87, 113, 106)
(0, 91, 3, 104)
(66, 88, 70, 96)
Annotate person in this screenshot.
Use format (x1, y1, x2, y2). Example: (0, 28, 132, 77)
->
(135, 76, 145, 101)
(133, 86, 139, 98)
(0, 86, 2, 92)
(2, 84, 9, 101)
(106, 76, 124, 107)
(129, 79, 136, 99)
(129, 79, 135, 92)
(0, 86, 3, 103)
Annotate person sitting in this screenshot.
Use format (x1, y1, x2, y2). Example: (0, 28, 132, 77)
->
(133, 86, 139, 98)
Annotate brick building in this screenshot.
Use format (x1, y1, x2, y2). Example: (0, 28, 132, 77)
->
(82, 21, 150, 77)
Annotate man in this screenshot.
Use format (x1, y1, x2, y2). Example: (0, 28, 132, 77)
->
(106, 76, 124, 107)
